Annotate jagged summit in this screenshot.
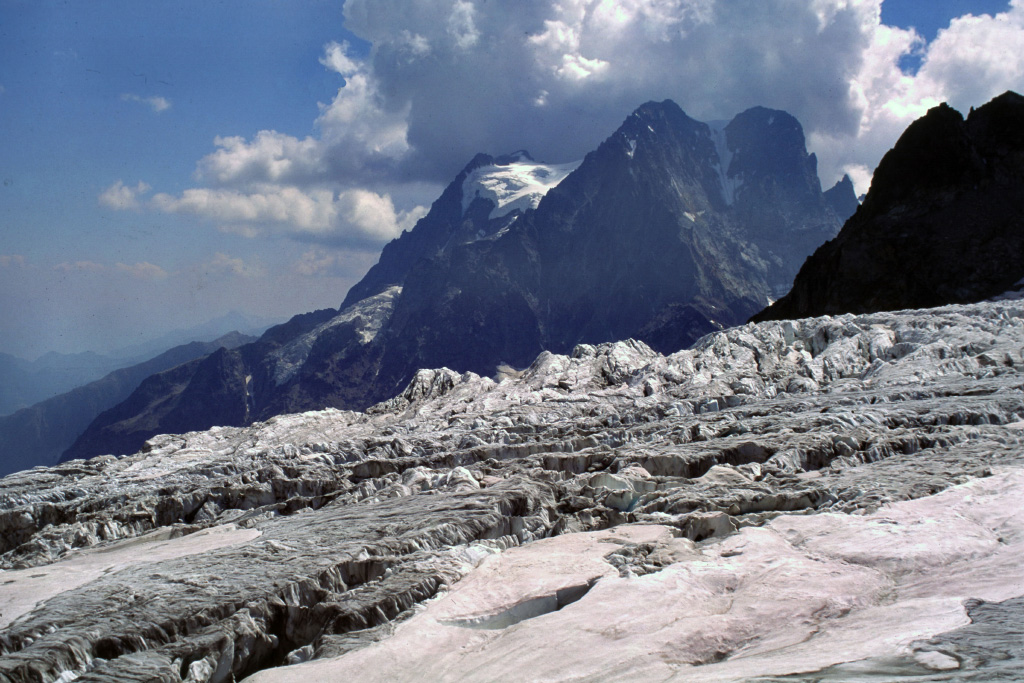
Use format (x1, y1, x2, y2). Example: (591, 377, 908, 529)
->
(755, 90, 1024, 322)
(824, 174, 859, 219)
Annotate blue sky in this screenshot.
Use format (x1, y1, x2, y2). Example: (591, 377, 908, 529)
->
(1, 0, 1022, 358)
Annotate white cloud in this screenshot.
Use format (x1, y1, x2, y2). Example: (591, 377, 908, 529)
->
(916, 3, 1024, 113)
(140, 40, 430, 249)
(152, 185, 425, 247)
(0, 255, 25, 268)
(205, 253, 263, 278)
(99, 180, 152, 210)
(121, 93, 171, 113)
(194, 41, 410, 190)
(293, 248, 338, 276)
(338, 0, 1024, 190)
(320, 40, 361, 77)
(810, 1, 1024, 193)
(448, 0, 481, 49)
(115, 262, 168, 280)
(153, 186, 338, 233)
(54, 261, 106, 274)
(134, 1, 1024, 251)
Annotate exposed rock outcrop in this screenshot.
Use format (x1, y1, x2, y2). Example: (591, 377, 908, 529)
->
(3, 302, 1024, 681)
(755, 91, 1024, 322)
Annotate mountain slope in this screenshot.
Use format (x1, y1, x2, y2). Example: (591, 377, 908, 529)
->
(754, 91, 1024, 322)
(0, 332, 255, 477)
(60, 311, 337, 464)
(65, 100, 847, 461)
(0, 351, 133, 417)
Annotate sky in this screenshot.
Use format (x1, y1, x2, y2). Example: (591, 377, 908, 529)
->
(2, 0, 1023, 359)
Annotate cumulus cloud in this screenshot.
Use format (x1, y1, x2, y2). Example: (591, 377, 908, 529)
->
(337, 0, 1024, 191)
(811, 0, 1024, 191)
(121, 93, 172, 113)
(916, 3, 1024, 112)
(342, 0, 879, 179)
(151, 185, 424, 248)
(116, 262, 169, 279)
(143, 40, 426, 249)
(139, 0, 1024, 246)
(99, 180, 152, 210)
(191, 41, 410, 191)
(204, 253, 263, 278)
(320, 40, 361, 77)
(54, 261, 106, 274)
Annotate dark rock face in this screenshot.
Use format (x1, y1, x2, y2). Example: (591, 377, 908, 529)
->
(722, 107, 848, 296)
(67, 100, 844, 461)
(754, 91, 1024, 322)
(0, 333, 254, 477)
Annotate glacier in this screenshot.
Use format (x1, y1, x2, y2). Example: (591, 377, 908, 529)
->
(460, 152, 582, 219)
(1, 302, 1024, 681)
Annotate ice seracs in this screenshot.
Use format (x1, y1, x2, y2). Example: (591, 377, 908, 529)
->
(2, 302, 1024, 681)
(460, 151, 581, 219)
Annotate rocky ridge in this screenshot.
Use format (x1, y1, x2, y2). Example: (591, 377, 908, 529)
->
(2, 301, 1024, 681)
(756, 90, 1024, 322)
(0, 332, 256, 477)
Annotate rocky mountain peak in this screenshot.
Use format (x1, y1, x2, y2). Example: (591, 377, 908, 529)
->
(824, 174, 859, 221)
(725, 106, 812, 180)
(857, 101, 976, 216)
(606, 99, 714, 167)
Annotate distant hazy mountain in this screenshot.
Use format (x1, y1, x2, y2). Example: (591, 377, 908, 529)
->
(0, 331, 255, 477)
(0, 312, 279, 419)
(754, 91, 1024, 322)
(106, 310, 282, 361)
(63, 100, 854, 462)
(0, 351, 131, 417)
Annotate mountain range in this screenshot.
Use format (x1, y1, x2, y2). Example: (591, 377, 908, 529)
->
(0, 352, 131, 418)
(0, 332, 255, 477)
(59, 99, 855, 464)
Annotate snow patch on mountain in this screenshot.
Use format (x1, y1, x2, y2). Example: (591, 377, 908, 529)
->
(625, 136, 637, 159)
(462, 154, 581, 219)
(708, 120, 742, 206)
(267, 286, 402, 386)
